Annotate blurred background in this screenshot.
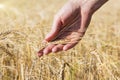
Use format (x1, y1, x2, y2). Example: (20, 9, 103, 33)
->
(0, 0, 120, 80)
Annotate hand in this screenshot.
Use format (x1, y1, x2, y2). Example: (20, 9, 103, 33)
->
(38, 0, 108, 57)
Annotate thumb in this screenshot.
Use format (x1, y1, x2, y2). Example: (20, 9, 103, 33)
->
(45, 16, 63, 42)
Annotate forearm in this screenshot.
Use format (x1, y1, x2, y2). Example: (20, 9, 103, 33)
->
(83, 0, 109, 14)
(70, 0, 108, 4)
(70, 0, 109, 14)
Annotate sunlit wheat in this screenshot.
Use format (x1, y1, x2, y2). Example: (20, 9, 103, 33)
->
(0, 0, 120, 80)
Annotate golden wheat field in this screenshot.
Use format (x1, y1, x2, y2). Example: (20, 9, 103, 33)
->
(0, 0, 120, 80)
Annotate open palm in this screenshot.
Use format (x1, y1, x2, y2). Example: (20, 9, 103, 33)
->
(38, 0, 108, 56)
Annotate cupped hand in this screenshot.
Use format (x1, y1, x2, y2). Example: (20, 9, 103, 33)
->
(38, 0, 108, 57)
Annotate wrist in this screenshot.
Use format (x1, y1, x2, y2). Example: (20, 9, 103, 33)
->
(70, 0, 82, 6)
(81, 0, 109, 15)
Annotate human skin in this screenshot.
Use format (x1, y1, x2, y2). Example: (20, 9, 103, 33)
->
(38, 0, 108, 57)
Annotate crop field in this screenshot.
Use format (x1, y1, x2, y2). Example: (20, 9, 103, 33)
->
(0, 0, 120, 80)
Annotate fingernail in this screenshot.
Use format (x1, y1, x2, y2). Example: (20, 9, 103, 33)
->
(63, 47, 68, 51)
(43, 50, 48, 55)
(38, 52, 43, 57)
(52, 48, 57, 53)
(42, 40, 48, 43)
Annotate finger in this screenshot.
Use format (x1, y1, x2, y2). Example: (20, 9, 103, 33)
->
(43, 44, 56, 55)
(52, 44, 64, 53)
(45, 15, 63, 42)
(38, 48, 44, 57)
(63, 43, 77, 51)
